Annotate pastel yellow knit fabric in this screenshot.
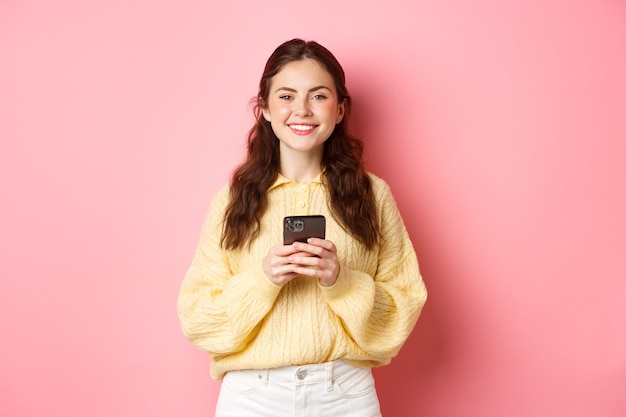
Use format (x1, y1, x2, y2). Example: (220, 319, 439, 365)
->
(177, 173, 427, 379)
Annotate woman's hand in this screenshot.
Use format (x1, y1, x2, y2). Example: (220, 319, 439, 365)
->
(262, 238, 340, 287)
(262, 244, 302, 286)
(289, 238, 340, 287)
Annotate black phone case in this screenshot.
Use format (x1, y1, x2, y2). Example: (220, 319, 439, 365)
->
(283, 215, 326, 245)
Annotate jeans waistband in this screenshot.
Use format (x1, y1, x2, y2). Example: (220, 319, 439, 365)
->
(261, 360, 357, 386)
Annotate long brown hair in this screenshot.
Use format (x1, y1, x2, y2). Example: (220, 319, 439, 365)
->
(221, 39, 380, 250)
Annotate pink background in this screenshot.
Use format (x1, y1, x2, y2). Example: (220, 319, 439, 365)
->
(1, 0, 625, 416)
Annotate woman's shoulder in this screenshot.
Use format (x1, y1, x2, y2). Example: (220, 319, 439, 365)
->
(207, 183, 231, 212)
(366, 172, 392, 196)
(366, 171, 385, 184)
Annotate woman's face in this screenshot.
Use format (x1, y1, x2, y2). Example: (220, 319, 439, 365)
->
(262, 58, 345, 158)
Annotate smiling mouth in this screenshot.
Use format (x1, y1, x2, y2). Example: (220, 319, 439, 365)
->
(289, 124, 316, 132)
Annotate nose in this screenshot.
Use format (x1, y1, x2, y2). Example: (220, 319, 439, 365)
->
(294, 98, 312, 117)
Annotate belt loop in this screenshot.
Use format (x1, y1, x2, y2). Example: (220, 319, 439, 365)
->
(325, 362, 333, 392)
(260, 369, 270, 386)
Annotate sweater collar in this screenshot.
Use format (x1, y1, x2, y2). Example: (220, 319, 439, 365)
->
(268, 172, 324, 191)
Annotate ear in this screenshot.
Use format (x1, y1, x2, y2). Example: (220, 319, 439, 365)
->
(335, 100, 346, 124)
(262, 108, 271, 122)
(260, 99, 271, 122)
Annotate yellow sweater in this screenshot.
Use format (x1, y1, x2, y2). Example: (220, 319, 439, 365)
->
(177, 173, 427, 379)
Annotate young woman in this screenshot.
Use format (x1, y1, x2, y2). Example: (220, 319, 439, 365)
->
(177, 38, 427, 417)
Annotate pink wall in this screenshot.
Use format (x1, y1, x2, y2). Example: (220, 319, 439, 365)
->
(1, 0, 625, 416)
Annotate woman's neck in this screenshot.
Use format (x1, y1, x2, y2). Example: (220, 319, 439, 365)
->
(279, 151, 323, 183)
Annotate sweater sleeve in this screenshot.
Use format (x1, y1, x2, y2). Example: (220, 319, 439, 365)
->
(177, 187, 282, 356)
(320, 179, 427, 361)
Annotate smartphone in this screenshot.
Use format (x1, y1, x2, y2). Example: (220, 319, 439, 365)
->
(283, 215, 326, 245)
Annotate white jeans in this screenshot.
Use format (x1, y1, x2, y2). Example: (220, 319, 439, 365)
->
(215, 360, 382, 417)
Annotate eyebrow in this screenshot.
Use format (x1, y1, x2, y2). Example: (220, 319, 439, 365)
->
(273, 85, 332, 94)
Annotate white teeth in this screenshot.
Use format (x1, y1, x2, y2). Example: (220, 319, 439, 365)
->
(290, 125, 314, 131)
